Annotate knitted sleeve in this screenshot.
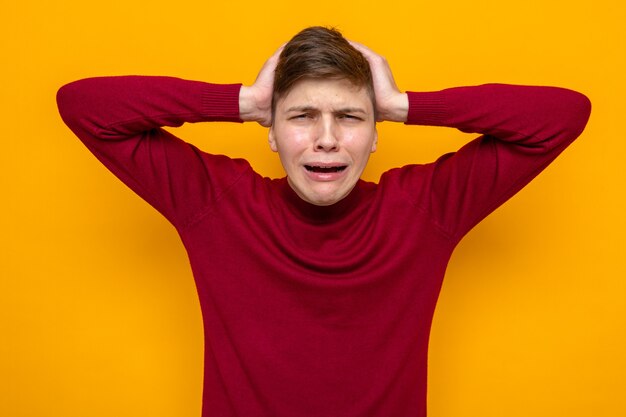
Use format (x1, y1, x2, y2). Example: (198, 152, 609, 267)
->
(392, 84, 591, 242)
(56, 76, 250, 229)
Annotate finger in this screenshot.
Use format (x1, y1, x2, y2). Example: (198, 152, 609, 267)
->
(255, 44, 285, 83)
(348, 40, 378, 60)
(268, 43, 286, 61)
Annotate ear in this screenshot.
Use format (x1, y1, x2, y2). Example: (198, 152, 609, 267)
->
(370, 128, 378, 153)
(268, 126, 278, 152)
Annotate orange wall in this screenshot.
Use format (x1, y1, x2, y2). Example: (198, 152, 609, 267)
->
(2, 1, 624, 416)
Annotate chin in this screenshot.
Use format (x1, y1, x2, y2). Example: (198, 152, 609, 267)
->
(305, 189, 349, 206)
(289, 176, 355, 206)
(310, 197, 340, 206)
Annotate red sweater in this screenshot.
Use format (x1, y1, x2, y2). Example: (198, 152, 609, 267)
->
(57, 77, 590, 417)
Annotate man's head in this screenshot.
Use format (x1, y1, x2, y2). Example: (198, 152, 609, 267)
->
(269, 27, 378, 207)
(272, 26, 375, 116)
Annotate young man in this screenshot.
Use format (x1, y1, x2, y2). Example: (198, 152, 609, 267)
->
(57, 27, 591, 417)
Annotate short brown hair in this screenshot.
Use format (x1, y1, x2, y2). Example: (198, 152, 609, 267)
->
(272, 26, 375, 114)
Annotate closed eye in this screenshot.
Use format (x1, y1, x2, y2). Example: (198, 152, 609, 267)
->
(338, 114, 363, 121)
(289, 113, 314, 120)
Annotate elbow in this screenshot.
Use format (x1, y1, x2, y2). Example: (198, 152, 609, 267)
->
(57, 79, 105, 137)
(56, 80, 84, 127)
(577, 91, 592, 135)
(560, 88, 592, 140)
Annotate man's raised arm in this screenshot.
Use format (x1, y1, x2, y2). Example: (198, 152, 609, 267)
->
(57, 75, 247, 228)
(56, 47, 283, 229)
(354, 42, 592, 241)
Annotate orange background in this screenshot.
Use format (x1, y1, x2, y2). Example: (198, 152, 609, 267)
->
(2, 1, 624, 416)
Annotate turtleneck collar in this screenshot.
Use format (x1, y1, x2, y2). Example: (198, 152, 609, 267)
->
(277, 177, 372, 224)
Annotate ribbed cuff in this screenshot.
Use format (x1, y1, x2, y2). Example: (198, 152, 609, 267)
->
(201, 83, 243, 123)
(405, 91, 449, 126)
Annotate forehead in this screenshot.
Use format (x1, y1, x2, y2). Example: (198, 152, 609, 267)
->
(277, 78, 373, 111)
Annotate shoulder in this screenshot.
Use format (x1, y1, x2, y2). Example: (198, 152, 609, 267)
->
(376, 162, 445, 216)
(379, 163, 434, 192)
(198, 150, 254, 176)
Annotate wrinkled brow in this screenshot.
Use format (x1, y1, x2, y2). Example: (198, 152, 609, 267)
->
(285, 105, 368, 114)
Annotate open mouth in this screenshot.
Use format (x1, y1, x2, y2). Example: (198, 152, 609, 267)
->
(304, 165, 348, 173)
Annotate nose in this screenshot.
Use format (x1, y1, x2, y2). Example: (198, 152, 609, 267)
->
(314, 117, 339, 152)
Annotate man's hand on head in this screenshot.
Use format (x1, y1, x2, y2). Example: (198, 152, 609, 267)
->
(239, 45, 284, 127)
(240, 41, 408, 126)
(349, 41, 409, 123)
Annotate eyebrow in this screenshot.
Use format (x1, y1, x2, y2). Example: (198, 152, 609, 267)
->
(285, 105, 368, 114)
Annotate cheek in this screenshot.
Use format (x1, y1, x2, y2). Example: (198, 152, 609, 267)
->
(275, 127, 311, 154)
(342, 128, 377, 157)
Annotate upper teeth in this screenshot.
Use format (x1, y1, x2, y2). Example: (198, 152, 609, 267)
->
(306, 165, 345, 172)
